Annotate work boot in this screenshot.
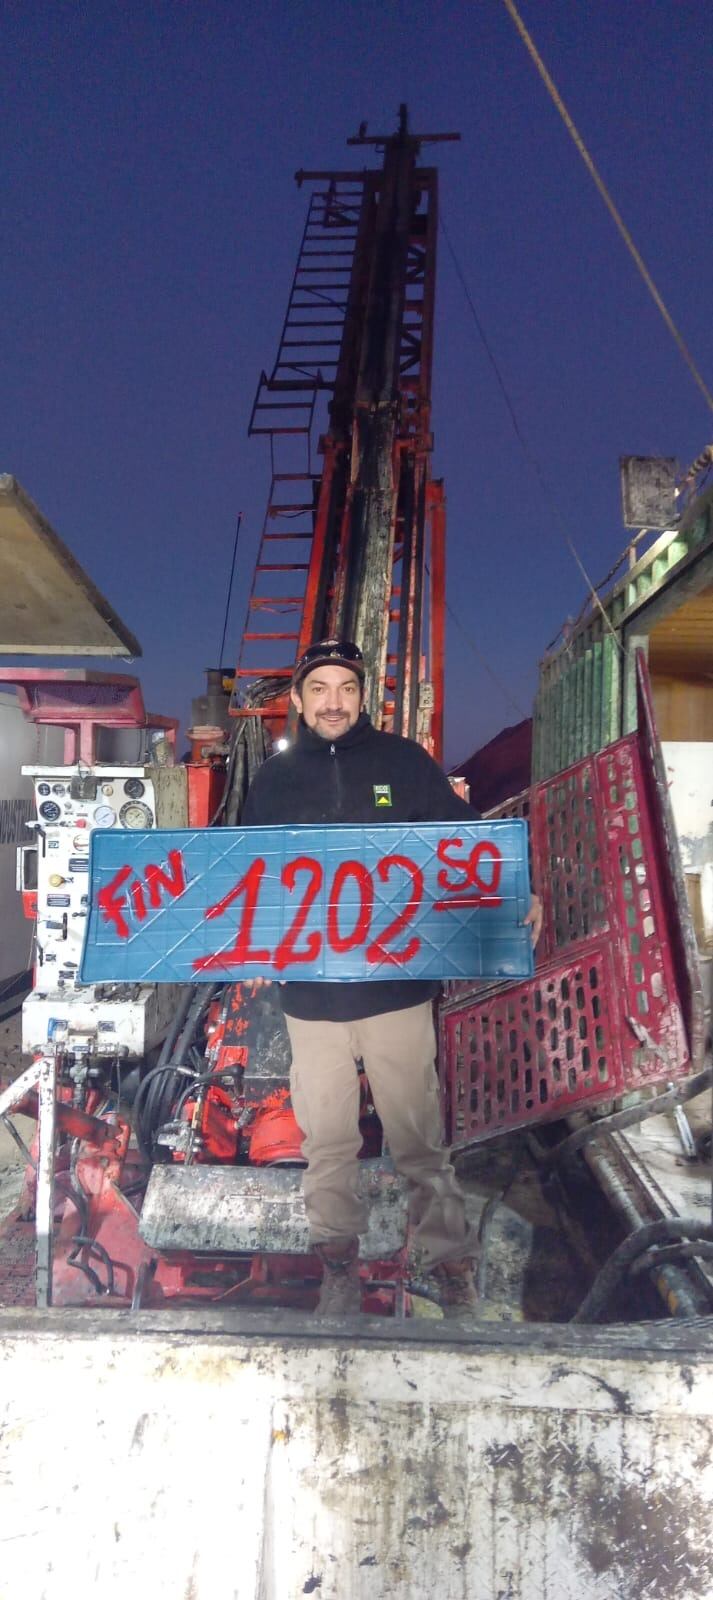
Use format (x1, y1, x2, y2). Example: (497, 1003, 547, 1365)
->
(314, 1237, 362, 1316)
(431, 1256, 478, 1319)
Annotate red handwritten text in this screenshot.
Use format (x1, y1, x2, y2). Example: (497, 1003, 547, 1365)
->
(434, 837, 503, 910)
(98, 848, 187, 939)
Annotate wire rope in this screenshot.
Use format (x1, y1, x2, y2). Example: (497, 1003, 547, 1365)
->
(500, 0, 713, 416)
(217, 510, 243, 670)
(440, 211, 623, 656)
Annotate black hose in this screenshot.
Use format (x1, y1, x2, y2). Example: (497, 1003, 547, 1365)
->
(134, 986, 219, 1159)
(572, 1219, 713, 1323)
(67, 1253, 104, 1296)
(629, 1241, 713, 1276)
(68, 1235, 116, 1296)
(156, 986, 195, 1070)
(133, 1063, 193, 1160)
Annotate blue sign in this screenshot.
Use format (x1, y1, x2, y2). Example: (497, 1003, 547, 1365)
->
(79, 821, 534, 985)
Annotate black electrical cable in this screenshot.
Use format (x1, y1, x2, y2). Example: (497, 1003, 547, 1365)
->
(68, 1235, 116, 1297)
(217, 511, 243, 672)
(572, 1219, 713, 1323)
(67, 1252, 104, 1296)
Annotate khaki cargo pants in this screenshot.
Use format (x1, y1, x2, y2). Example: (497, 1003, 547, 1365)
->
(284, 1000, 475, 1267)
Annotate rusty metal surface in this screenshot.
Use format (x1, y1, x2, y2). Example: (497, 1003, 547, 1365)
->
(139, 1158, 408, 1258)
(620, 455, 678, 529)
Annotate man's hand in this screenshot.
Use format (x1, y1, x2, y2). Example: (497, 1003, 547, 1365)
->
(524, 893, 543, 949)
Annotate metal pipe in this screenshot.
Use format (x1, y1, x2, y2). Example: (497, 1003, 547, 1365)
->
(581, 1138, 710, 1318)
(35, 1054, 58, 1308)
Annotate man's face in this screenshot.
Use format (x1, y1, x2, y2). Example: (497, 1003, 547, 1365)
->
(291, 664, 363, 738)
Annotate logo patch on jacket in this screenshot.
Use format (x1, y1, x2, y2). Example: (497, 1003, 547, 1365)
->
(373, 785, 392, 807)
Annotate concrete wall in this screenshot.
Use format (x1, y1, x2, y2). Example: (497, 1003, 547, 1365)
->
(1, 1308, 712, 1600)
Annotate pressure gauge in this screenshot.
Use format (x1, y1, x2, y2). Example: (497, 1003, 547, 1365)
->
(37, 782, 50, 796)
(39, 801, 61, 822)
(119, 800, 153, 830)
(93, 805, 116, 827)
(123, 778, 145, 799)
(52, 783, 65, 795)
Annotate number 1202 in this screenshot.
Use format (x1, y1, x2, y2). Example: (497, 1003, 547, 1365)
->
(193, 840, 503, 974)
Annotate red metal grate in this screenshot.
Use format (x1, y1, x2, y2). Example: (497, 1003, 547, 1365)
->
(441, 945, 623, 1145)
(441, 664, 697, 1148)
(530, 735, 686, 1068)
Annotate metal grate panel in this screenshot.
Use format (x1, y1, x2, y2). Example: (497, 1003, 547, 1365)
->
(441, 945, 623, 1146)
(441, 712, 693, 1148)
(531, 734, 686, 1069)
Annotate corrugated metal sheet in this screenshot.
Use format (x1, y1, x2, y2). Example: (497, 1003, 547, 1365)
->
(534, 486, 713, 781)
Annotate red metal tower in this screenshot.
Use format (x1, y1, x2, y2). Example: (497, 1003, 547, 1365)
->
(231, 107, 459, 759)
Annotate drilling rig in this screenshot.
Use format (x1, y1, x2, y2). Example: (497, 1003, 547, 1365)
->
(227, 105, 451, 772)
(2, 108, 712, 1600)
(1, 105, 705, 1318)
(1, 110, 463, 1313)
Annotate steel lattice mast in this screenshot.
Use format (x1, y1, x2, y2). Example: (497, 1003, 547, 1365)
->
(231, 106, 459, 759)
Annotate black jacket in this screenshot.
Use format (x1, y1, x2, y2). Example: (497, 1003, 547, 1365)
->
(241, 712, 478, 1021)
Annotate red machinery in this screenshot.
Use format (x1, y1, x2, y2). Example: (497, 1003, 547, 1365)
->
(1, 111, 703, 1315)
(2, 113, 456, 1311)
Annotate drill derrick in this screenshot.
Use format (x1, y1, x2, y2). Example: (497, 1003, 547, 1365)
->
(232, 107, 458, 759)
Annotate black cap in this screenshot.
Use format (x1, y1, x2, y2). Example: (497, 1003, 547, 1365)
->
(291, 638, 365, 691)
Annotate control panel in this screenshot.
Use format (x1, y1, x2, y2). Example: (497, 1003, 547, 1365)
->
(20, 763, 187, 1055)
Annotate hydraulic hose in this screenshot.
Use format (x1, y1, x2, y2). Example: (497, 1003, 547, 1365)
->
(134, 986, 219, 1159)
(572, 1219, 713, 1323)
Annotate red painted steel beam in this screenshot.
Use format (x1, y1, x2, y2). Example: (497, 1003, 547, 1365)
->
(427, 480, 446, 761)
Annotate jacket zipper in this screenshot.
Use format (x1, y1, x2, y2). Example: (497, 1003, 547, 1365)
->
(329, 742, 342, 818)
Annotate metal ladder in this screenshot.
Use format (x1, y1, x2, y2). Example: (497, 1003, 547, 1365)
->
(235, 182, 365, 708)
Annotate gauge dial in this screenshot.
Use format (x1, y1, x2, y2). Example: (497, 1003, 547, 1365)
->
(52, 783, 65, 795)
(119, 800, 153, 830)
(124, 778, 145, 799)
(37, 782, 50, 796)
(39, 801, 61, 822)
(93, 805, 116, 826)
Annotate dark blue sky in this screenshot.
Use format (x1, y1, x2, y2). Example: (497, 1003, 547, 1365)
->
(4, 1, 712, 765)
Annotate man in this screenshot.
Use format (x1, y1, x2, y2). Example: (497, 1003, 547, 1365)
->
(241, 638, 541, 1316)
